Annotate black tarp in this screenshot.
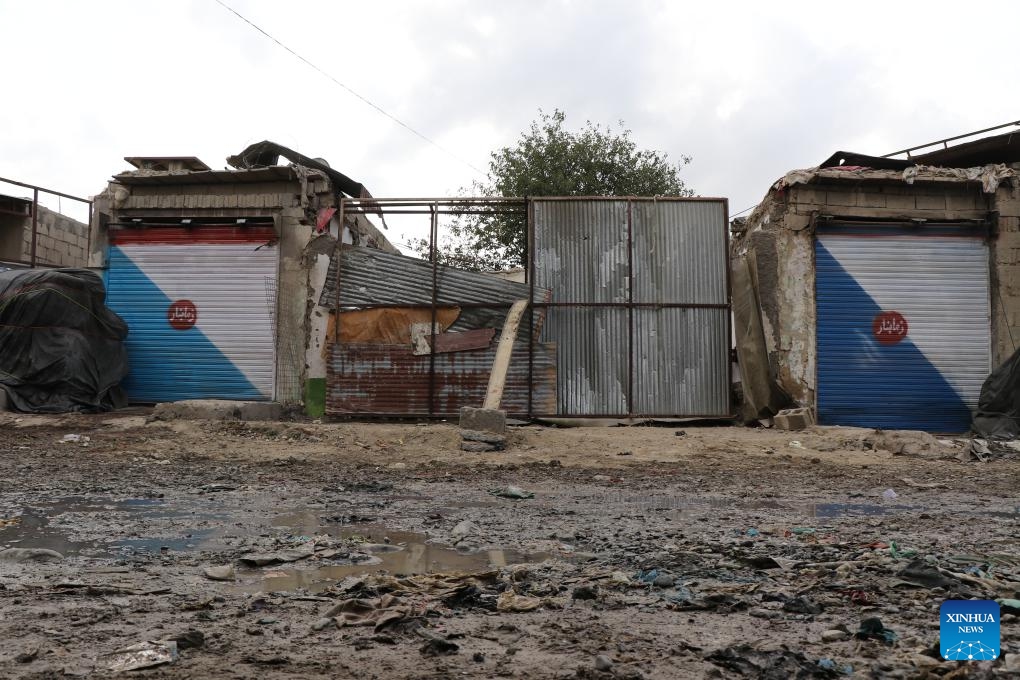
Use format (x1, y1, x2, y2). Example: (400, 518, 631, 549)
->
(0, 268, 128, 413)
(972, 346, 1020, 439)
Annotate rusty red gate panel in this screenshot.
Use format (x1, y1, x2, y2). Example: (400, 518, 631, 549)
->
(326, 342, 556, 417)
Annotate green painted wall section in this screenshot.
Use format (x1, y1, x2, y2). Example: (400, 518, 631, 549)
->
(304, 378, 326, 418)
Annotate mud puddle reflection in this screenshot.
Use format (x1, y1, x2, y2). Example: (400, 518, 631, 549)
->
(236, 517, 555, 594)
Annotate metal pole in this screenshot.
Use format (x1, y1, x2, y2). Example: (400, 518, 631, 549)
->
(332, 198, 345, 347)
(30, 188, 38, 267)
(626, 199, 634, 418)
(428, 203, 438, 417)
(87, 201, 94, 267)
(526, 198, 535, 419)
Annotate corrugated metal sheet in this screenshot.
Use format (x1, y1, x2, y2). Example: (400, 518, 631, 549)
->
(532, 199, 730, 417)
(326, 341, 556, 417)
(631, 200, 727, 304)
(816, 232, 990, 432)
(540, 308, 628, 415)
(533, 201, 629, 303)
(106, 240, 277, 402)
(633, 308, 730, 414)
(320, 246, 548, 331)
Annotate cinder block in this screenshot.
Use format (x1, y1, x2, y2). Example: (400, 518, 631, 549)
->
(459, 406, 506, 434)
(856, 191, 887, 209)
(460, 441, 498, 453)
(996, 198, 1020, 218)
(947, 193, 977, 211)
(884, 194, 915, 210)
(461, 429, 507, 450)
(774, 407, 815, 431)
(825, 190, 856, 207)
(915, 194, 947, 210)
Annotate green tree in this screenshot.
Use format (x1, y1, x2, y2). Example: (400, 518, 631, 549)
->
(409, 109, 692, 270)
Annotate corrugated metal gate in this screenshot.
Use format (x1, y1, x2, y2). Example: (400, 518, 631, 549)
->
(323, 197, 731, 419)
(106, 225, 278, 402)
(531, 198, 731, 417)
(815, 223, 991, 432)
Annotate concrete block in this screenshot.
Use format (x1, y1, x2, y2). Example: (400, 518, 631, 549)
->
(460, 441, 497, 453)
(151, 399, 285, 422)
(947, 193, 977, 211)
(1001, 217, 1020, 233)
(825, 190, 856, 207)
(461, 429, 506, 450)
(856, 191, 887, 209)
(915, 194, 947, 210)
(997, 198, 1020, 218)
(459, 406, 506, 434)
(774, 407, 815, 431)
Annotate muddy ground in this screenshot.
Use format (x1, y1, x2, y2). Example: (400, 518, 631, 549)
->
(0, 412, 1017, 679)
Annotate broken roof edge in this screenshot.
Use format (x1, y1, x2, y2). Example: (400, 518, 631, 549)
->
(227, 140, 371, 200)
(773, 162, 1017, 195)
(111, 165, 298, 186)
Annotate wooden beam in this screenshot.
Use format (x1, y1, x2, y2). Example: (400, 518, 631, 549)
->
(483, 299, 529, 410)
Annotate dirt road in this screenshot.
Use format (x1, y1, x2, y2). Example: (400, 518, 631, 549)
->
(0, 412, 1017, 678)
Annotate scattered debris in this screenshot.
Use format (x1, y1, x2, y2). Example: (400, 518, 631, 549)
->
(488, 485, 534, 499)
(854, 617, 897, 644)
(203, 565, 236, 581)
(0, 548, 64, 563)
(239, 542, 316, 566)
(100, 640, 179, 672)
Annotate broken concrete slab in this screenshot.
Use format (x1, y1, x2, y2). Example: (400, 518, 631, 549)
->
(460, 406, 506, 434)
(774, 407, 815, 431)
(460, 441, 498, 453)
(460, 429, 507, 448)
(152, 400, 284, 422)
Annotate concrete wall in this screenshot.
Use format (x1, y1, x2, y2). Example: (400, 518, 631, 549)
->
(734, 177, 998, 408)
(90, 170, 394, 412)
(0, 205, 88, 267)
(991, 184, 1020, 364)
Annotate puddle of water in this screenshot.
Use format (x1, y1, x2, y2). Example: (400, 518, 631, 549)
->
(812, 503, 907, 518)
(0, 496, 229, 557)
(235, 526, 554, 594)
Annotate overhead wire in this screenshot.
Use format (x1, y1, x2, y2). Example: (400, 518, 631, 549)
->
(211, 0, 487, 177)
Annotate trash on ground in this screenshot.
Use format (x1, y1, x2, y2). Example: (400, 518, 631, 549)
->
(488, 485, 534, 499)
(100, 640, 179, 672)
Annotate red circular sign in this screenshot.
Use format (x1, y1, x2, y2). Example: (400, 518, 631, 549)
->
(167, 299, 198, 330)
(873, 310, 908, 345)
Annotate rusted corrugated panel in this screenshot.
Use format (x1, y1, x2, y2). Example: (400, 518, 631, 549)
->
(320, 247, 548, 331)
(631, 200, 727, 304)
(326, 341, 556, 417)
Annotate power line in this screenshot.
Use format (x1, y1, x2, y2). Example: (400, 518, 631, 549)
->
(731, 203, 758, 218)
(211, 0, 487, 177)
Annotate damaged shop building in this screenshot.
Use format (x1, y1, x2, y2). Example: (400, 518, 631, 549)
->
(733, 130, 1020, 432)
(87, 142, 396, 415)
(86, 144, 732, 420)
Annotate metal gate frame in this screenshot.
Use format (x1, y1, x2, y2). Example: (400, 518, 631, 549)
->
(333, 196, 732, 419)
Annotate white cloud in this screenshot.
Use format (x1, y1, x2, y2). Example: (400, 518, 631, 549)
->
(1, 0, 1018, 225)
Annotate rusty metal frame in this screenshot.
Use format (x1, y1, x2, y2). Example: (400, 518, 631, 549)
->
(0, 175, 93, 268)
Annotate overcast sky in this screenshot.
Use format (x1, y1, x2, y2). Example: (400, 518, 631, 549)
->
(2, 1, 1018, 247)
